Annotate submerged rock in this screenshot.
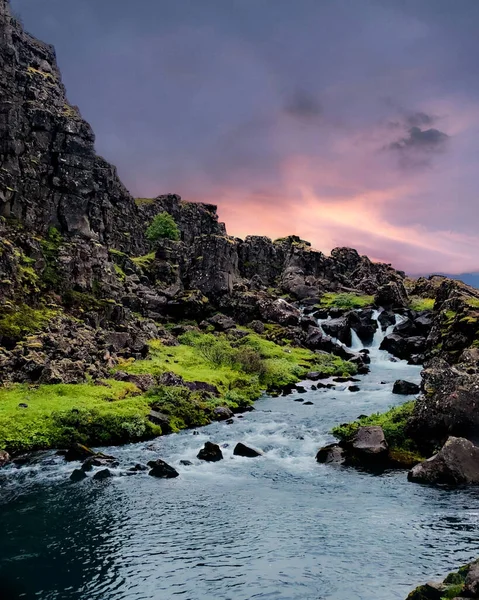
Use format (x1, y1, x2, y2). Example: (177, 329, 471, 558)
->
(93, 468, 112, 481)
(81, 456, 119, 472)
(179, 460, 193, 466)
(64, 443, 96, 462)
(408, 436, 479, 485)
(148, 459, 179, 478)
(393, 380, 420, 395)
(233, 442, 263, 458)
(197, 442, 223, 462)
(70, 469, 87, 482)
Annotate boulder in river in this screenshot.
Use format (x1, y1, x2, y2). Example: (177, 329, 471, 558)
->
(408, 436, 479, 485)
(65, 443, 96, 462)
(212, 406, 234, 421)
(316, 443, 346, 465)
(233, 442, 263, 458)
(148, 459, 179, 478)
(82, 455, 119, 472)
(70, 468, 87, 482)
(393, 380, 420, 395)
(0, 450, 10, 467)
(93, 468, 113, 481)
(351, 426, 388, 457)
(197, 441, 223, 462)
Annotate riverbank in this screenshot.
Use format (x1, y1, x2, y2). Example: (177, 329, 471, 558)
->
(0, 328, 355, 455)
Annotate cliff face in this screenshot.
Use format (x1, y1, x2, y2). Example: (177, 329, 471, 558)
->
(0, 0, 145, 251)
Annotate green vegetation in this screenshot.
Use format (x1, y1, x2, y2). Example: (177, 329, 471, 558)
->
(0, 328, 356, 453)
(0, 381, 160, 454)
(409, 296, 435, 311)
(62, 290, 116, 312)
(318, 292, 374, 310)
(0, 304, 57, 340)
(146, 212, 180, 242)
(135, 197, 155, 206)
(124, 330, 355, 402)
(113, 263, 126, 282)
(332, 401, 424, 463)
(465, 297, 479, 308)
(131, 251, 156, 271)
(40, 226, 63, 288)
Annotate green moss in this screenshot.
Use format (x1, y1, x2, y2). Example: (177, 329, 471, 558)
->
(0, 305, 57, 340)
(114, 263, 126, 282)
(135, 197, 155, 206)
(0, 381, 160, 454)
(332, 401, 423, 458)
(40, 226, 63, 289)
(131, 251, 156, 271)
(318, 292, 374, 310)
(122, 330, 356, 407)
(440, 583, 464, 599)
(62, 290, 116, 312)
(465, 297, 479, 308)
(409, 297, 435, 311)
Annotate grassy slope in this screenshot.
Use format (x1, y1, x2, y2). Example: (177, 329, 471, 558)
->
(0, 330, 356, 454)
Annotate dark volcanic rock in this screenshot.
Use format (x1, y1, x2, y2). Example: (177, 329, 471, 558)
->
(147, 410, 172, 432)
(408, 437, 479, 485)
(351, 426, 388, 457)
(233, 442, 263, 458)
(407, 355, 479, 453)
(148, 459, 179, 478)
(321, 317, 351, 345)
(374, 281, 408, 308)
(0, 450, 10, 467)
(393, 380, 420, 395)
(380, 334, 426, 360)
(197, 441, 223, 462)
(64, 443, 96, 462)
(212, 406, 234, 421)
(93, 468, 112, 481)
(70, 468, 87, 482)
(316, 443, 346, 464)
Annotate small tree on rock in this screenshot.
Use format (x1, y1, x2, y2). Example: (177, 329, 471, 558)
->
(146, 212, 180, 242)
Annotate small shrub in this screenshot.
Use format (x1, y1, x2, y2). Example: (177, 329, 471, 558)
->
(146, 212, 180, 242)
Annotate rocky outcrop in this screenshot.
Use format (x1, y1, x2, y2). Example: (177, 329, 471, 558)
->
(197, 441, 223, 462)
(407, 353, 479, 453)
(405, 559, 479, 600)
(393, 380, 420, 395)
(233, 442, 263, 458)
(0, 0, 144, 252)
(408, 437, 479, 485)
(147, 458, 179, 478)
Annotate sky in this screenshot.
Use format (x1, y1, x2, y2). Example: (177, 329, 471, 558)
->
(11, 0, 479, 274)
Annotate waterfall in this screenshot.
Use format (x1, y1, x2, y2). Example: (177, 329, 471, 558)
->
(350, 329, 363, 350)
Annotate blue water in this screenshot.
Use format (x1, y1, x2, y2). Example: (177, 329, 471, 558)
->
(1, 336, 478, 600)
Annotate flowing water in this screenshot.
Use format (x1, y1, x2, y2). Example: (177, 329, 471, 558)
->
(1, 316, 479, 600)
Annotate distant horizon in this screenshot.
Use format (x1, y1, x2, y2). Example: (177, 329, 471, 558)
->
(11, 0, 479, 275)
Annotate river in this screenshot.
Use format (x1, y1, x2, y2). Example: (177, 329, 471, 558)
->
(1, 318, 478, 600)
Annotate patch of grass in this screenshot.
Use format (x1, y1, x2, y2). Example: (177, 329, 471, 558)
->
(318, 292, 374, 310)
(465, 297, 479, 308)
(131, 251, 155, 271)
(0, 381, 160, 454)
(114, 263, 126, 282)
(0, 305, 57, 340)
(332, 401, 423, 458)
(122, 330, 356, 406)
(135, 197, 155, 206)
(440, 583, 464, 599)
(409, 296, 435, 311)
